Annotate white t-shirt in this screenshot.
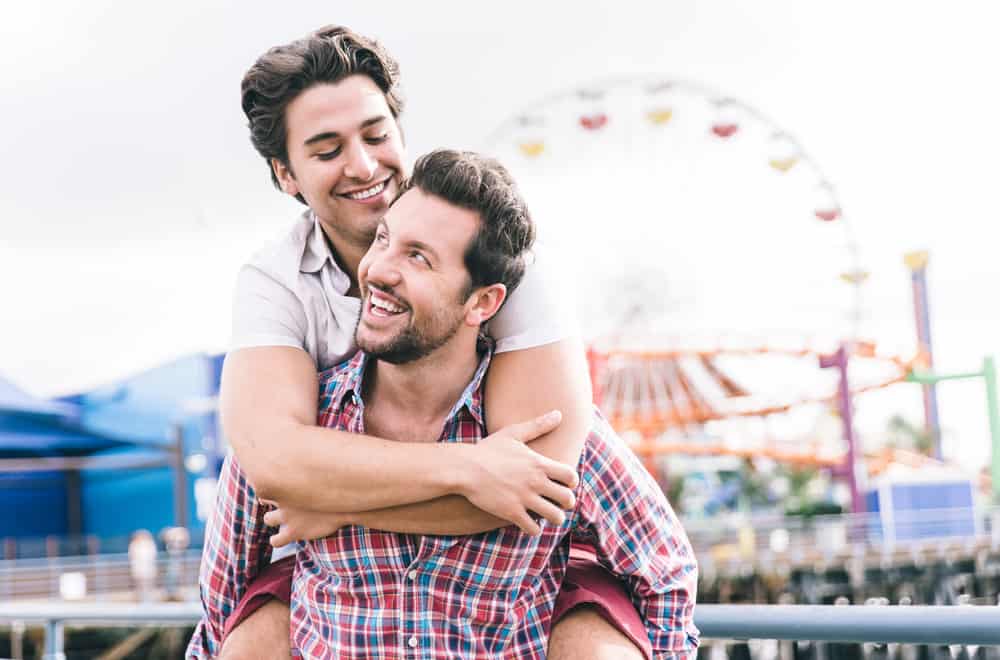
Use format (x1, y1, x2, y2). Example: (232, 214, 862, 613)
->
(230, 211, 576, 369)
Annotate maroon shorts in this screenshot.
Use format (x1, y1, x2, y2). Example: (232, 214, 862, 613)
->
(224, 542, 651, 658)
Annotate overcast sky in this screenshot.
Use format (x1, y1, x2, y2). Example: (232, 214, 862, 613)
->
(2, 0, 998, 469)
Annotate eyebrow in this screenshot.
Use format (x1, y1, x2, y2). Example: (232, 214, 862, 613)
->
(378, 218, 440, 262)
(303, 116, 388, 146)
(403, 238, 439, 262)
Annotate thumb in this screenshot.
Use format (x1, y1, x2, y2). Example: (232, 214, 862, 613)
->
(511, 410, 562, 443)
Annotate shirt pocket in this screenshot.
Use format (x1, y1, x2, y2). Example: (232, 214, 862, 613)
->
(301, 527, 378, 586)
(435, 526, 558, 626)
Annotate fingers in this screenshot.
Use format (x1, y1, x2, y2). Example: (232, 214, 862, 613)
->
(269, 527, 293, 548)
(539, 479, 576, 511)
(541, 456, 579, 489)
(511, 512, 543, 537)
(262, 508, 284, 528)
(264, 509, 292, 547)
(509, 410, 562, 443)
(527, 495, 567, 528)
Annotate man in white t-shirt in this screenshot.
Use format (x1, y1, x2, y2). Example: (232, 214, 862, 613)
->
(202, 25, 658, 659)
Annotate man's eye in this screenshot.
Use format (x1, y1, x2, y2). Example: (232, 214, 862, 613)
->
(375, 231, 389, 243)
(316, 148, 341, 161)
(411, 251, 429, 266)
(365, 134, 389, 144)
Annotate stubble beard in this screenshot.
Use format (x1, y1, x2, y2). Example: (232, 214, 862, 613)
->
(355, 306, 464, 365)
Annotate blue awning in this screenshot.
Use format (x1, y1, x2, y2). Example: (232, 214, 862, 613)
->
(0, 414, 126, 458)
(0, 375, 78, 419)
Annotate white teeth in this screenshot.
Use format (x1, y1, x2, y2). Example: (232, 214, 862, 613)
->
(369, 291, 404, 314)
(346, 180, 386, 200)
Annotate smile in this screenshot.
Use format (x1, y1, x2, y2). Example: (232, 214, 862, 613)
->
(367, 289, 407, 317)
(342, 179, 388, 201)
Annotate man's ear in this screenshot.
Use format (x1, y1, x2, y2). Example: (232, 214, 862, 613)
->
(271, 158, 300, 197)
(464, 283, 507, 326)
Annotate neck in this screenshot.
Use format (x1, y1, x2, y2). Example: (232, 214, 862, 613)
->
(316, 218, 371, 294)
(365, 330, 482, 425)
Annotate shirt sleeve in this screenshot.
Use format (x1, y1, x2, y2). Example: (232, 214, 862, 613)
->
(573, 417, 700, 659)
(187, 453, 275, 658)
(486, 239, 579, 354)
(230, 263, 309, 352)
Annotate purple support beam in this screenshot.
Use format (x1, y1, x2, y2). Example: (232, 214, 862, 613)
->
(820, 345, 863, 514)
(904, 251, 942, 459)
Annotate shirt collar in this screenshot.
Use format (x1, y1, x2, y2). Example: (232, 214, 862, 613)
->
(300, 212, 352, 295)
(334, 340, 493, 429)
(326, 350, 370, 415)
(446, 339, 492, 428)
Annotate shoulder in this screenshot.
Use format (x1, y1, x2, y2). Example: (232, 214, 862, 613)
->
(242, 210, 314, 288)
(487, 238, 579, 352)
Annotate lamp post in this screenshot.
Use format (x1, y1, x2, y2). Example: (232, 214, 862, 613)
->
(904, 250, 942, 459)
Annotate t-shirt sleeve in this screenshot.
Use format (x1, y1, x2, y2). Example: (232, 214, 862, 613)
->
(486, 240, 579, 354)
(229, 264, 309, 353)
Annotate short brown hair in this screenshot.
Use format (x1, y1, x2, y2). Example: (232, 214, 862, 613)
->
(241, 25, 404, 201)
(401, 150, 535, 297)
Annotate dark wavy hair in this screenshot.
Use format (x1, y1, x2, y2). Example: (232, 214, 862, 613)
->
(400, 150, 535, 300)
(241, 25, 404, 203)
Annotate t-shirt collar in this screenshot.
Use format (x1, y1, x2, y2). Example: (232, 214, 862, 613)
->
(300, 212, 352, 295)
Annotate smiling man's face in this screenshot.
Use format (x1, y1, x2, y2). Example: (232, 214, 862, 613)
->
(354, 187, 480, 364)
(274, 75, 406, 257)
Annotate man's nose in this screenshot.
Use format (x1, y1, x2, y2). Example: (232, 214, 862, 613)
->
(365, 252, 402, 288)
(344, 142, 377, 181)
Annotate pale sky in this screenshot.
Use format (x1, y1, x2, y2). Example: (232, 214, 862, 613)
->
(2, 0, 998, 470)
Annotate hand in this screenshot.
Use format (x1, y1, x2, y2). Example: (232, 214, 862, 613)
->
(262, 506, 351, 547)
(459, 410, 579, 536)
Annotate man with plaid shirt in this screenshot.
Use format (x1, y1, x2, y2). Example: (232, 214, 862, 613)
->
(189, 150, 698, 658)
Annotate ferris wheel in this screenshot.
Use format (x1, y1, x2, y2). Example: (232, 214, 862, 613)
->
(484, 76, 907, 499)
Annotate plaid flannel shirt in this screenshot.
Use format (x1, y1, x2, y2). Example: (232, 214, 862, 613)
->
(188, 349, 699, 659)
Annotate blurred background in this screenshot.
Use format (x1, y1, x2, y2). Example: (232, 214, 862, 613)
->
(2, 0, 1000, 657)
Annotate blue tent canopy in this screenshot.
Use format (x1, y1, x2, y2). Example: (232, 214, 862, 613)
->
(0, 375, 78, 419)
(0, 374, 121, 457)
(1, 353, 225, 542)
(0, 414, 127, 458)
(59, 353, 220, 448)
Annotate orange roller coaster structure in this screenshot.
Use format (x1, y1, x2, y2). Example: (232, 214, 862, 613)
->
(587, 341, 921, 472)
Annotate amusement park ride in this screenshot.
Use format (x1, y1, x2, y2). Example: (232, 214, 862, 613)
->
(486, 76, 1000, 514)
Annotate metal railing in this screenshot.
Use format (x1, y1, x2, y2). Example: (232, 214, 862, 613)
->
(4, 506, 995, 562)
(0, 550, 202, 601)
(1, 602, 999, 659)
(685, 505, 1000, 576)
(1, 528, 206, 561)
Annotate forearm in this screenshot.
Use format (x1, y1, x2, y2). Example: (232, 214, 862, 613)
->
(235, 418, 475, 513)
(350, 495, 513, 536)
(222, 347, 473, 513)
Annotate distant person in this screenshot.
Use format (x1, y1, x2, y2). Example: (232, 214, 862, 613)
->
(189, 149, 699, 658)
(161, 526, 191, 602)
(185, 24, 683, 660)
(128, 529, 157, 602)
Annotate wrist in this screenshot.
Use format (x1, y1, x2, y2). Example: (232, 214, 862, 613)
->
(443, 443, 479, 498)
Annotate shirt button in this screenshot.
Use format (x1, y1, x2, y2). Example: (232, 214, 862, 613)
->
(408, 636, 418, 648)
(408, 570, 417, 580)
